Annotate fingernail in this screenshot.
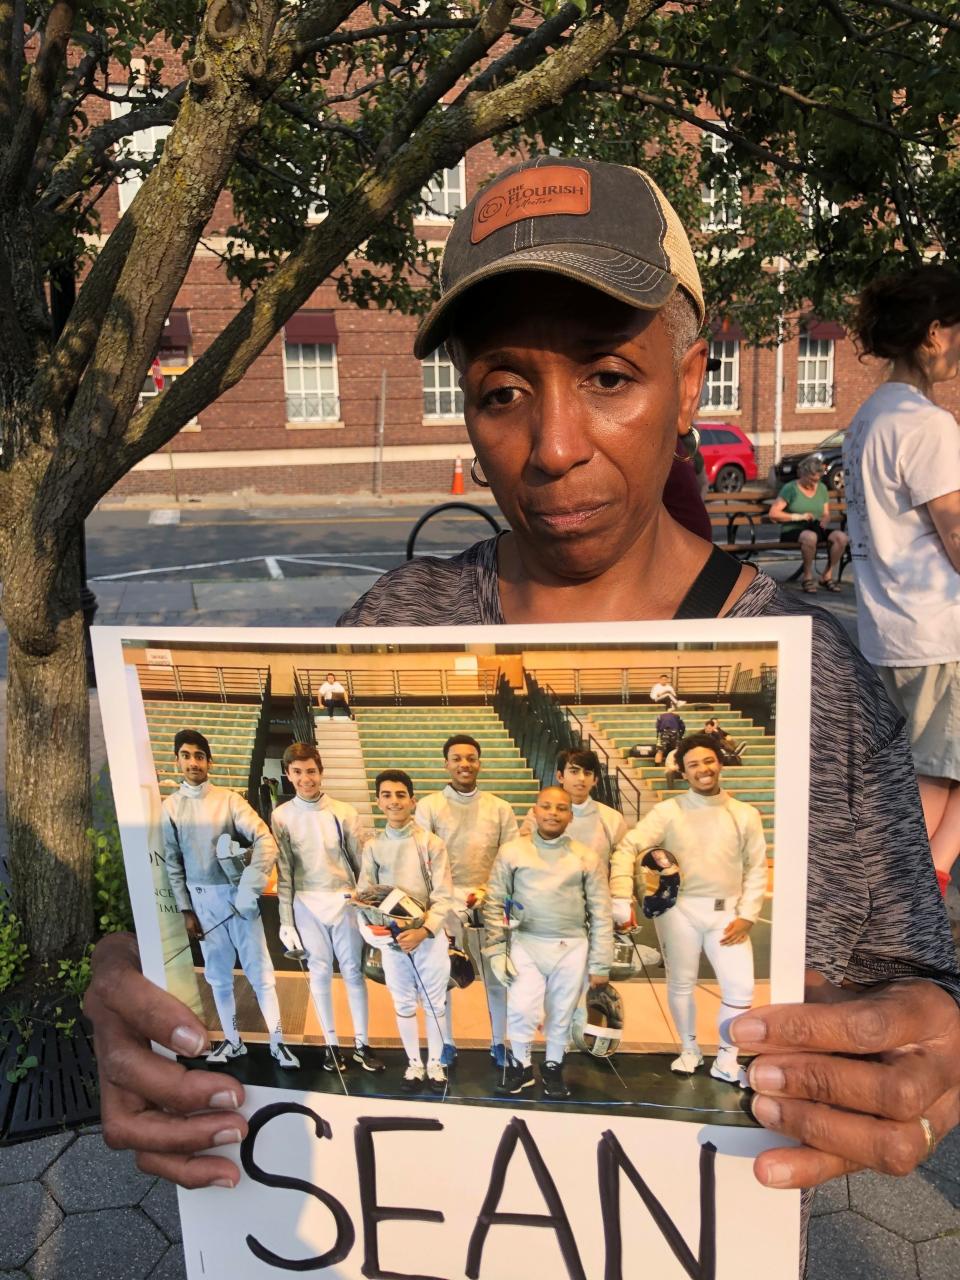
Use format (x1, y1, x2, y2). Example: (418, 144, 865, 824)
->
(731, 1016, 767, 1045)
(759, 1161, 794, 1188)
(209, 1091, 238, 1110)
(211, 1179, 235, 1189)
(171, 1026, 207, 1057)
(212, 1129, 242, 1147)
(750, 1064, 785, 1093)
(752, 1095, 782, 1127)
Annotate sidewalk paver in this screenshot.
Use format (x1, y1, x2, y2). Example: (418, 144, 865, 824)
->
(0, 1182, 62, 1269)
(28, 1206, 168, 1280)
(42, 1134, 155, 1213)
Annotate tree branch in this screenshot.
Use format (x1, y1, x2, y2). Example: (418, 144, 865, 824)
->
(113, 0, 663, 473)
(586, 80, 814, 176)
(38, 86, 186, 213)
(375, 0, 520, 164)
(0, 0, 76, 201)
(28, 44, 105, 192)
(613, 46, 929, 144)
(453, 2, 582, 100)
(859, 0, 960, 34)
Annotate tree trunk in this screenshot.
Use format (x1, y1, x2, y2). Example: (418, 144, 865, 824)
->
(5, 532, 92, 958)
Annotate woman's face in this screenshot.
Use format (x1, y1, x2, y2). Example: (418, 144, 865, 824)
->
(455, 275, 706, 583)
(926, 320, 960, 384)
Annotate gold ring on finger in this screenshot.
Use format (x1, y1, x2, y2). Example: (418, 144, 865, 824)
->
(918, 1116, 937, 1161)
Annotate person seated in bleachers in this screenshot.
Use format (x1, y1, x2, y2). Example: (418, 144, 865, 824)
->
(519, 747, 627, 868)
(654, 709, 686, 765)
(704, 718, 744, 766)
(318, 672, 354, 720)
(649, 673, 685, 709)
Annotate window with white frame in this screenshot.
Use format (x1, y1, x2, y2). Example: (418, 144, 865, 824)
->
(422, 346, 463, 417)
(109, 85, 172, 214)
(420, 159, 466, 219)
(800, 185, 840, 228)
(700, 339, 740, 409)
(700, 133, 742, 231)
(796, 336, 835, 408)
(284, 342, 340, 421)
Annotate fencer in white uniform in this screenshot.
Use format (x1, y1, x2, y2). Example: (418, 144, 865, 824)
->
(161, 729, 298, 1069)
(519, 748, 628, 867)
(414, 733, 518, 1066)
(356, 769, 454, 1094)
(484, 786, 614, 1100)
(610, 732, 767, 1087)
(271, 742, 383, 1074)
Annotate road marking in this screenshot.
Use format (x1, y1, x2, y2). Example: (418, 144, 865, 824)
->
(91, 554, 390, 580)
(147, 509, 181, 525)
(264, 556, 284, 580)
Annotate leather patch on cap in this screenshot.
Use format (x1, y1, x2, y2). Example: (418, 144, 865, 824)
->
(471, 166, 591, 244)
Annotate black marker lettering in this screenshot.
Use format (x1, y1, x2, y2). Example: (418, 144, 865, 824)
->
(465, 1116, 585, 1280)
(241, 1102, 355, 1272)
(598, 1131, 716, 1280)
(354, 1116, 445, 1280)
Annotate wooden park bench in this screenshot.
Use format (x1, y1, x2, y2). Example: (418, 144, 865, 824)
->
(704, 492, 852, 583)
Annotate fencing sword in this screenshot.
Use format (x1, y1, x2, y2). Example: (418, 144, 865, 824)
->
(164, 909, 238, 966)
(284, 943, 350, 1097)
(389, 923, 449, 1103)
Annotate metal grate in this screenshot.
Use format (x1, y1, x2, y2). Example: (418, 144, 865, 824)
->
(0, 1006, 100, 1143)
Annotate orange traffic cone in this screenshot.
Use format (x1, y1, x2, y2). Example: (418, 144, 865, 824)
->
(451, 456, 465, 495)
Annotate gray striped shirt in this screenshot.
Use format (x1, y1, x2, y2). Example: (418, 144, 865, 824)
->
(339, 537, 960, 1002)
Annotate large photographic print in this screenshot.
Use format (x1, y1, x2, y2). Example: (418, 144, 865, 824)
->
(93, 619, 810, 1279)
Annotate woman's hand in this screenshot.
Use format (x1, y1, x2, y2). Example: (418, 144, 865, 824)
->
(733, 973, 960, 1189)
(85, 933, 249, 1189)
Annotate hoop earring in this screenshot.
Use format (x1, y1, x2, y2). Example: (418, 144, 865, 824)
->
(674, 423, 701, 463)
(470, 457, 490, 487)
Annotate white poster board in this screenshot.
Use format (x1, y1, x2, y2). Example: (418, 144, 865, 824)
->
(93, 620, 811, 1280)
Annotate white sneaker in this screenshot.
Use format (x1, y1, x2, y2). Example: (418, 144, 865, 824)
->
(270, 1041, 300, 1070)
(401, 1061, 426, 1092)
(670, 1046, 704, 1075)
(426, 1060, 448, 1095)
(206, 1038, 246, 1064)
(711, 1049, 749, 1088)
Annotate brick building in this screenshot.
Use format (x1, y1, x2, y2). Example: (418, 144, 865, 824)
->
(102, 68, 960, 501)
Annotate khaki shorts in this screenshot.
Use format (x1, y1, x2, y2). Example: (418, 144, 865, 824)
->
(877, 662, 960, 782)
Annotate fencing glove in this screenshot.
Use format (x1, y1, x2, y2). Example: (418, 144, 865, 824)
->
(279, 924, 304, 955)
(611, 898, 634, 929)
(487, 950, 518, 988)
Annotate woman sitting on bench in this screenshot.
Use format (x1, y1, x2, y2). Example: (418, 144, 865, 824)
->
(768, 456, 848, 593)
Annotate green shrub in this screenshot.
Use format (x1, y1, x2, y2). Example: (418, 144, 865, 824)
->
(89, 777, 133, 936)
(0, 885, 29, 993)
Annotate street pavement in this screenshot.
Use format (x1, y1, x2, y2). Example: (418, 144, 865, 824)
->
(0, 495, 955, 1278)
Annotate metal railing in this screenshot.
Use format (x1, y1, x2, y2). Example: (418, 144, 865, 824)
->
(291, 671, 317, 746)
(527, 665, 733, 702)
(615, 766, 647, 827)
(246, 671, 273, 817)
(137, 664, 268, 702)
(296, 667, 499, 706)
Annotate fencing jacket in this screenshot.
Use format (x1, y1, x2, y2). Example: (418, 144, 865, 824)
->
(271, 794, 366, 929)
(520, 797, 628, 866)
(483, 832, 614, 977)
(358, 821, 454, 939)
(609, 790, 768, 922)
(414, 786, 518, 891)
(161, 781, 277, 913)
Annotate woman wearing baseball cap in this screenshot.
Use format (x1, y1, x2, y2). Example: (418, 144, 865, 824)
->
(87, 158, 960, 1212)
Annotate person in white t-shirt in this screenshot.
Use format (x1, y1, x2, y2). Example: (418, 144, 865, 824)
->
(318, 672, 353, 720)
(844, 265, 960, 895)
(649, 674, 685, 709)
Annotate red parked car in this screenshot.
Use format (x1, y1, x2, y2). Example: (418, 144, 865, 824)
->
(696, 421, 758, 493)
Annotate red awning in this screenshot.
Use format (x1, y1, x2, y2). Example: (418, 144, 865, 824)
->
(711, 317, 744, 340)
(161, 310, 191, 348)
(805, 318, 845, 340)
(284, 311, 338, 344)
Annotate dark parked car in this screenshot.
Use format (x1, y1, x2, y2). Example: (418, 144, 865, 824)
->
(771, 429, 846, 494)
(697, 422, 759, 493)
